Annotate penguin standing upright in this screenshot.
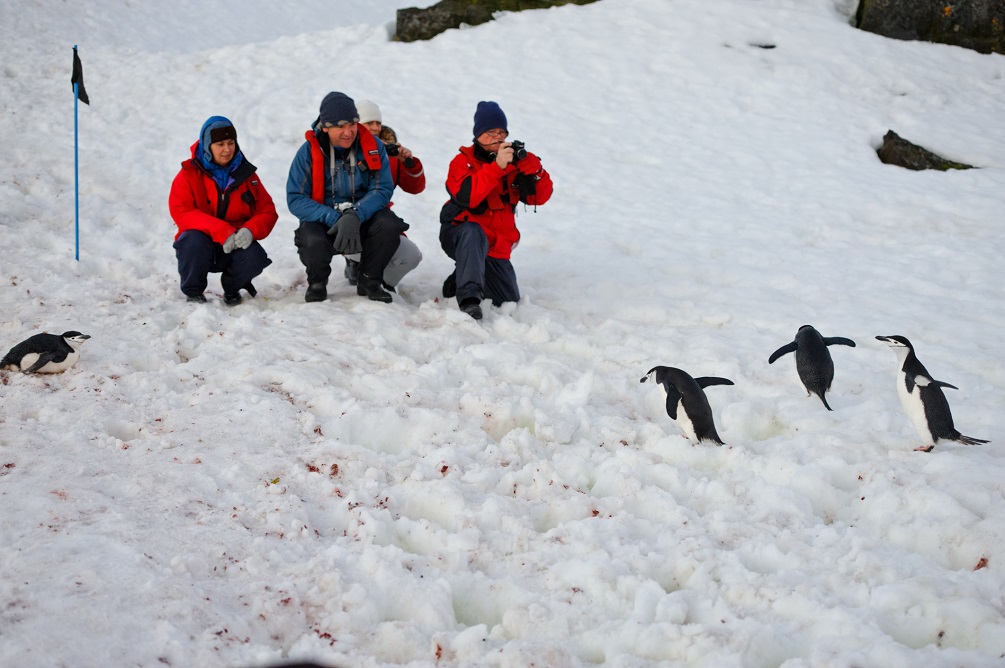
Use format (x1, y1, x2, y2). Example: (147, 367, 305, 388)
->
(768, 325, 856, 410)
(1, 331, 91, 373)
(640, 366, 733, 445)
(875, 335, 989, 452)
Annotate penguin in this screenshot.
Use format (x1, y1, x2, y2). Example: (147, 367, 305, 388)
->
(768, 325, 856, 410)
(875, 335, 989, 452)
(640, 366, 733, 445)
(1, 331, 91, 373)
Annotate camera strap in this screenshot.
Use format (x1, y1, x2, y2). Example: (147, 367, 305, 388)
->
(329, 145, 357, 205)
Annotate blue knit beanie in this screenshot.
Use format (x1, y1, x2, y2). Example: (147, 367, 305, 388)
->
(319, 92, 359, 128)
(473, 101, 507, 138)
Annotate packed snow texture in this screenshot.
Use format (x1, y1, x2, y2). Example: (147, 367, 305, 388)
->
(1, 0, 1004, 666)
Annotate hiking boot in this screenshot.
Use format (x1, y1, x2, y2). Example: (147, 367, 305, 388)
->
(442, 272, 456, 299)
(357, 274, 393, 303)
(223, 293, 243, 306)
(186, 294, 208, 303)
(344, 258, 359, 286)
(459, 298, 482, 320)
(305, 283, 327, 302)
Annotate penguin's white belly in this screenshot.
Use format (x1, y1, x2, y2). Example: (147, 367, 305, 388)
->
(19, 351, 79, 373)
(675, 410, 698, 444)
(897, 370, 933, 442)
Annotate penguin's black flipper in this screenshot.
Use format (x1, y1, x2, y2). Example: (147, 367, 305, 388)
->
(768, 342, 797, 364)
(24, 351, 60, 373)
(906, 375, 921, 393)
(932, 380, 959, 391)
(823, 337, 856, 348)
(664, 386, 682, 420)
(694, 377, 734, 389)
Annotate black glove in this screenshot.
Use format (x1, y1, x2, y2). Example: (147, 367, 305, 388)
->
(330, 209, 362, 255)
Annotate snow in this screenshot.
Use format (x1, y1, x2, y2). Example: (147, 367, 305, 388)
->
(2, 0, 1004, 665)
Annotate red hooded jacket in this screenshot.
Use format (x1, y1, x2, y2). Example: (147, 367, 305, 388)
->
(389, 155, 425, 196)
(169, 142, 278, 243)
(441, 145, 553, 259)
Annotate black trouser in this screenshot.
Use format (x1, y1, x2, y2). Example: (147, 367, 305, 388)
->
(439, 221, 520, 306)
(174, 230, 271, 297)
(295, 209, 406, 286)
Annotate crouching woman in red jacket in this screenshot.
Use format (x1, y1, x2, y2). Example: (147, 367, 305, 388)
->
(169, 116, 277, 305)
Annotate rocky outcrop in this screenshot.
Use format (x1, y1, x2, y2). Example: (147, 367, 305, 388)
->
(395, 0, 600, 42)
(876, 130, 974, 171)
(856, 0, 1005, 55)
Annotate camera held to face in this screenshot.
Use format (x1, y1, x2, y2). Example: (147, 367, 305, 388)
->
(509, 140, 527, 162)
(384, 143, 400, 157)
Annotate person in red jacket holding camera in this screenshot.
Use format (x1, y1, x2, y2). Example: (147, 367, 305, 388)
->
(439, 101, 553, 320)
(169, 116, 277, 305)
(341, 99, 425, 291)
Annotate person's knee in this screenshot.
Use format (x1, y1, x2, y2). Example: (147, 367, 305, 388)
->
(296, 222, 333, 253)
(455, 223, 488, 254)
(174, 230, 213, 253)
(366, 209, 408, 244)
(238, 242, 271, 272)
(393, 237, 422, 268)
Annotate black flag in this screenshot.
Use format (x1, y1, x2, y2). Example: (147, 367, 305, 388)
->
(71, 46, 89, 105)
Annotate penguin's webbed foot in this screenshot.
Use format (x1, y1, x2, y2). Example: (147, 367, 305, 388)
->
(913, 445, 935, 453)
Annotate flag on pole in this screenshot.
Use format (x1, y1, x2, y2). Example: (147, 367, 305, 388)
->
(72, 46, 89, 105)
(72, 45, 87, 261)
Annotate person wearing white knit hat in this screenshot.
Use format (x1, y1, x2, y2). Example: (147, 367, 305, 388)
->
(356, 99, 382, 125)
(342, 99, 426, 291)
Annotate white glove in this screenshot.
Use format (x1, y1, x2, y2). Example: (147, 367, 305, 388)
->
(222, 233, 237, 253)
(234, 227, 253, 250)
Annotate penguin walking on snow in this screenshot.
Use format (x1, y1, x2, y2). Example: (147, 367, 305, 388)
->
(1, 331, 91, 373)
(768, 325, 856, 410)
(876, 335, 988, 452)
(641, 366, 733, 445)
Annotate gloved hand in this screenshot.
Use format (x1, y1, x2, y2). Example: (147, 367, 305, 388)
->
(330, 209, 362, 255)
(222, 232, 237, 254)
(234, 227, 253, 249)
(516, 154, 542, 175)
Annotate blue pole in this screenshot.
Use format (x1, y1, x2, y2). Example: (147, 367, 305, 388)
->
(73, 46, 80, 262)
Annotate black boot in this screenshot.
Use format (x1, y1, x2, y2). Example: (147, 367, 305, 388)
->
(459, 298, 482, 320)
(305, 283, 327, 302)
(344, 258, 359, 286)
(357, 274, 393, 303)
(442, 271, 457, 298)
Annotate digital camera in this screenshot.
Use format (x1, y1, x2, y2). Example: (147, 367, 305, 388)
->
(509, 140, 527, 162)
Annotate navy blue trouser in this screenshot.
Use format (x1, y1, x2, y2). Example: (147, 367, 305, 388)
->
(173, 230, 271, 298)
(294, 208, 406, 286)
(439, 222, 520, 307)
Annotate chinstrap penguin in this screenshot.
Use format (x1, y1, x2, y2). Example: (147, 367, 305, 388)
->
(640, 366, 733, 445)
(768, 325, 856, 410)
(1, 331, 91, 373)
(875, 335, 988, 452)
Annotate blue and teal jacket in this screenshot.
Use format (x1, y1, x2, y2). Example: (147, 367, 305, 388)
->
(286, 120, 392, 229)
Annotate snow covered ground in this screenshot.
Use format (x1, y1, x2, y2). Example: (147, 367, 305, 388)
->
(2, 0, 1004, 666)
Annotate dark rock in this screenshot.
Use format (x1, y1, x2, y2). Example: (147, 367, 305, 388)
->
(876, 130, 974, 171)
(856, 0, 1005, 55)
(395, 0, 600, 42)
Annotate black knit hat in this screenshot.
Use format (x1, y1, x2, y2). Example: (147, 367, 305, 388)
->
(209, 125, 236, 143)
(319, 92, 359, 128)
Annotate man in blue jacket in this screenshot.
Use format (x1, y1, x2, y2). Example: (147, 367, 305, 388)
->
(287, 92, 407, 303)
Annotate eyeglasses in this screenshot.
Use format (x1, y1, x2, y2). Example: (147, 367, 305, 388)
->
(483, 129, 508, 139)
